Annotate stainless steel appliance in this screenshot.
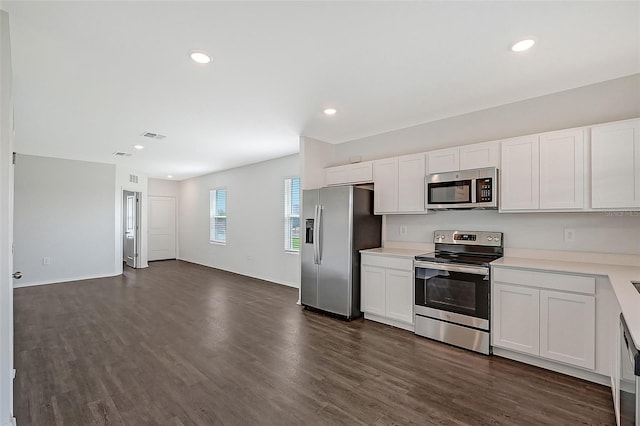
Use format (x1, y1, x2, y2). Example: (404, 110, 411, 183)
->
(301, 186, 382, 320)
(425, 167, 498, 210)
(414, 230, 503, 354)
(620, 314, 639, 425)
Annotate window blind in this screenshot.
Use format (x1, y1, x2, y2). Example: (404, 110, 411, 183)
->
(210, 189, 227, 243)
(284, 178, 300, 251)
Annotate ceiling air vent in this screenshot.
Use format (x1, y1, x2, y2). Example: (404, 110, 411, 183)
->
(129, 174, 139, 184)
(113, 151, 132, 157)
(141, 131, 166, 140)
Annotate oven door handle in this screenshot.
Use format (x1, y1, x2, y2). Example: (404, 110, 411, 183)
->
(414, 261, 489, 276)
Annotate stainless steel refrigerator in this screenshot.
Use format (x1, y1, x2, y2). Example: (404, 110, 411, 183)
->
(301, 186, 382, 319)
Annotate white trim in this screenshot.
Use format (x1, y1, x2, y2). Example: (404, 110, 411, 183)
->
(13, 271, 122, 288)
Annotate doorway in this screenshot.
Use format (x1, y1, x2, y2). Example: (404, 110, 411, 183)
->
(122, 190, 141, 268)
(148, 196, 177, 261)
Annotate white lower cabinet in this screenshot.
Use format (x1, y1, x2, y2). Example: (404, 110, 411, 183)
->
(361, 254, 414, 330)
(492, 267, 596, 371)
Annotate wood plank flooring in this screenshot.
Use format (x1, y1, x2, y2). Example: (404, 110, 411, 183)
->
(14, 260, 614, 425)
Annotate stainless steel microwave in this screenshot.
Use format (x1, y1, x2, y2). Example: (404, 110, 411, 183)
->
(425, 167, 498, 210)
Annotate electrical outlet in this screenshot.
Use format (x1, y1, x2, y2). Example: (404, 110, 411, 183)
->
(564, 228, 576, 243)
(43, 256, 51, 265)
(399, 225, 408, 236)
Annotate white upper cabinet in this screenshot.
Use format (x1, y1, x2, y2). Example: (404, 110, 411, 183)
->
(459, 141, 500, 171)
(373, 157, 399, 214)
(397, 153, 426, 212)
(501, 129, 586, 212)
(427, 147, 459, 174)
(501, 135, 540, 210)
(591, 119, 640, 209)
(428, 141, 499, 174)
(325, 161, 373, 186)
(539, 129, 585, 210)
(373, 154, 426, 214)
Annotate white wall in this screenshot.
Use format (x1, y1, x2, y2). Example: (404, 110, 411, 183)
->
(386, 211, 640, 255)
(300, 136, 333, 190)
(0, 10, 14, 425)
(333, 74, 640, 163)
(13, 155, 117, 286)
(149, 178, 179, 197)
(179, 154, 300, 287)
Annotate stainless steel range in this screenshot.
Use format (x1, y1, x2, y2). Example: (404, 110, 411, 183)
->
(414, 230, 503, 355)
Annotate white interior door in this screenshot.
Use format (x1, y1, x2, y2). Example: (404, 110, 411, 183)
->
(148, 196, 176, 261)
(1, 9, 15, 423)
(123, 190, 140, 268)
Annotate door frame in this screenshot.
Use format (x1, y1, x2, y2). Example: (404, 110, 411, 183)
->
(122, 190, 141, 269)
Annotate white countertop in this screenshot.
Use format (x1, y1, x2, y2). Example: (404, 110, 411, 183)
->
(360, 247, 428, 259)
(492, 257, 640, 351)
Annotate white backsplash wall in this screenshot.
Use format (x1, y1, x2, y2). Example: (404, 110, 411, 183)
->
(385, 211, 640, 255)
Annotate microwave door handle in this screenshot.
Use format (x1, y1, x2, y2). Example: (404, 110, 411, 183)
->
(471, 178, 477, 203)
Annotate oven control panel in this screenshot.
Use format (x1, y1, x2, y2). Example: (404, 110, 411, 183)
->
(433, 230, 503, 247)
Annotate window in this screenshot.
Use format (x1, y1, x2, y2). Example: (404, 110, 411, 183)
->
(209, 189, 227, 243)
(284, 177, 300, 252)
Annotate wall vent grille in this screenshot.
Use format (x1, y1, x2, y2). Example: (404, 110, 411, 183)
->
(129, 174, 139, 184)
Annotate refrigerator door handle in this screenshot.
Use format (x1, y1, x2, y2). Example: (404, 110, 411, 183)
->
(317, 204, 323, 264)
(313, 204, 320, 264)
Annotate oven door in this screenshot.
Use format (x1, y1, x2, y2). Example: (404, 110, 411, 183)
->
(415, 261, 489, 330)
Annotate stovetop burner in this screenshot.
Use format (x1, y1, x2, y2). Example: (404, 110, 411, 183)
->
(415, 230, 504, 266)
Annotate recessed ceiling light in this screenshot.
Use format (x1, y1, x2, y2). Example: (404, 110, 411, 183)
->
(133, 145, 144, 150)
(190, 50, 212, 64)
(167, 175, 173, 178)
(511, 39, 535, 52)
(324, 108, 337, 115)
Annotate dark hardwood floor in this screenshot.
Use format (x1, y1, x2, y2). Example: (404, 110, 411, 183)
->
(14, 260, 614, 425)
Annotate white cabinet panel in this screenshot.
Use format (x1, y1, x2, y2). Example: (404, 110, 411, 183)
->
(385, 269, 413, 324)
(361, 265, 386, 316)
(427, 147, 459, 174)
(540, 290, 595, 369)
(492, 283, 540, 356)
(373, 157, 399, 214)
(500, 135, 540, 210)
(397, 153, 426, 212)
(539, 129, 585, 210)
(325, 162, 373, 186)
(459, 141, 499, 171)
(591, 119, 640, 209)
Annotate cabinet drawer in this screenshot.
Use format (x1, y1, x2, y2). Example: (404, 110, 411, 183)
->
(493, 267, 595, 295)
(361, 254, 413, 271)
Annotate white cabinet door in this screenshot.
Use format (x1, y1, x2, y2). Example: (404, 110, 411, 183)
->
(361, 265, 386, 316)
(539, 290, 595, 370)
(492, 283, 540, 356)
(500, 135, 540, 210)
(459, 141, 500, 171)
(427, 147, 459, 174)
(385, 269, 413, 324)
(539, 129, 585, 210)
(373, 157, 398, 214)
(398, 153, 426, 212)
(592, 119, 640, 209)
(347, 161, 373, 183)
(325, 165, 348, 186)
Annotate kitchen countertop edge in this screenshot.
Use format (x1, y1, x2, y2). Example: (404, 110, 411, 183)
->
(360, 247, 427, 259)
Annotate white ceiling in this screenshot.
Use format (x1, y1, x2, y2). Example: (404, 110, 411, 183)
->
(3, 1, 639, 180)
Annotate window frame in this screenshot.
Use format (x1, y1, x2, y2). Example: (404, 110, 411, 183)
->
(284, 177, 300, 253)
(209, 187, 227, 245)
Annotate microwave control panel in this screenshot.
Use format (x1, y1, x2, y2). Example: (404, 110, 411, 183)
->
(476, 178, 493, 202)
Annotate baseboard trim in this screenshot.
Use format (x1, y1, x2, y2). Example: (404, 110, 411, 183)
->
(177, 258, 300, 289)
(363, 313, 415, 332)
(492, 347, 610, 386)
(13, 271, 122, 288)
